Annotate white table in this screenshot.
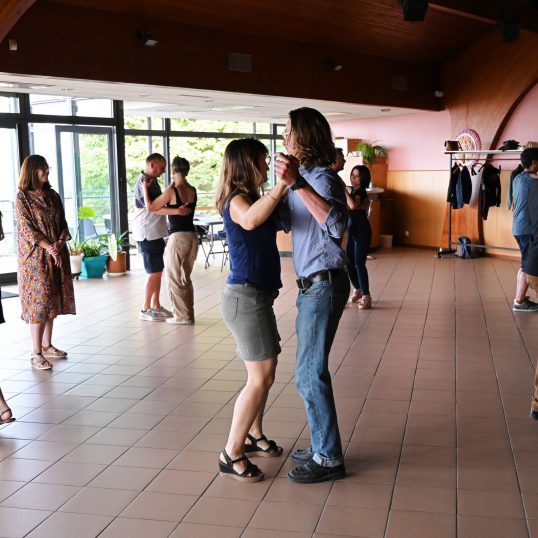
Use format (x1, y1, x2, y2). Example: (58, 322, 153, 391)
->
(193, 216, 227, 269)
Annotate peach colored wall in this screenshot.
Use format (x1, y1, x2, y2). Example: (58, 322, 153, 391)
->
(331, 110, 451, 171)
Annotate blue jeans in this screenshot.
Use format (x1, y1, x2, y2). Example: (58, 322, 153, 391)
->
(295, 271, 349, 467)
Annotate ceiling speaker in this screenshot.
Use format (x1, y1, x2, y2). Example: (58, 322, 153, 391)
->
(400, 0, 429, 21)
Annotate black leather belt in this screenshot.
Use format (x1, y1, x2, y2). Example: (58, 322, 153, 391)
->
(296, 269, 346, 290)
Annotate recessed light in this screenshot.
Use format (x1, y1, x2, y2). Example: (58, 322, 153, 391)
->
(380, 108, 391, 112)
(60, 88, 75, 92)
(138, 93, 150, 97)
(325, 112, 351, 116)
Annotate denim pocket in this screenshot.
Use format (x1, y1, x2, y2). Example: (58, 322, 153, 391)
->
(300, 281, 329, 297)
(221, 294, 239, 322)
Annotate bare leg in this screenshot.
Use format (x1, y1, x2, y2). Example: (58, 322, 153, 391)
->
(143, 272, 162, 310)
(516, 268, 529, 304)
(41, 319, 54, 348)
(30, 322, 46, 355)
(222, 358, 277, 472)
(248, 359, 278, 449)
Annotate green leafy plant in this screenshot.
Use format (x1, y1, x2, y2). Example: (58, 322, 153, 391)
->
(77, 206, 95, 220)
(68, 240, 85, 256)
(355, 141, 388, 167)
(80, 237, 108, 257)
(107, 231, 129, 261)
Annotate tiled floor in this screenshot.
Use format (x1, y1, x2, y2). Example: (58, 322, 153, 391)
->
(1, 248, 538, 537)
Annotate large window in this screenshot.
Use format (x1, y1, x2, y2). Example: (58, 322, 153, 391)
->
(0, 93, 285, 279)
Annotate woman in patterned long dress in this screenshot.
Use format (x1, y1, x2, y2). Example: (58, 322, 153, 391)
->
(15, 155, 76, 370)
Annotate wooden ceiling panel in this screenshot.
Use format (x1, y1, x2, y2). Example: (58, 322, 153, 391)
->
(47, 0, 502, 64)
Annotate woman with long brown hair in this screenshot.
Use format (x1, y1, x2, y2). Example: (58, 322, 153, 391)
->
(215, 138, 287, 482)
(15, 155, 76, 370)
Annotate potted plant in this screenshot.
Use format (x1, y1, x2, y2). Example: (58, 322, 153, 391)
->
(355, 141, 388, 167)
(68, 239, 85, 277)
(106, 231, 129, 276)
(80, 236, 108, 278)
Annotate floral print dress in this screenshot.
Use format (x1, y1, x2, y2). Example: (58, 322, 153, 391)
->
(15, 189, 76, 323)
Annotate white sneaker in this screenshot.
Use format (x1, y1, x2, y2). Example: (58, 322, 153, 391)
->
(139, 310, 165, 322)
(152, 306, 173, 318)
(166, 318, 194, 325)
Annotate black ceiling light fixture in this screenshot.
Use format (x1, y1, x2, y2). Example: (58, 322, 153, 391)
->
(326, 58, 344, 72)
(499, 2, 520, 42)
(400, 0, 429, 21)
(138, 29, 158, 47)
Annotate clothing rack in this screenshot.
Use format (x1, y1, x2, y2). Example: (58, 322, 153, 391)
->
(437, 149, 523, 258)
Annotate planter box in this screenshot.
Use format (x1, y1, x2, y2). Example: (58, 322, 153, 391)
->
(106, 251, 127, 275)
(81, 255, 108, 278)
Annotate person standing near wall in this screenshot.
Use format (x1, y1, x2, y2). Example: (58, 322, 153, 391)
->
(512, 148, 538, 312)
(275, 107, 349, 484)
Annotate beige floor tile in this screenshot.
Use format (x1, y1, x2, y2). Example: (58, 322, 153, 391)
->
(97, 516, 176, 538)
(113, 446, 178, 469)
(32, 461, 105, 486)
(59, 486, 138, 516)
(385, 510, 455, 538)
(0, 506, 51, 538)
(120, 491, 197, 521)
(327, 482, 392, 509)
(7, 440, 77, 462)
(457, 489, 524, 518)
(184, 496, 259, 527)
(60, 443, 129, 465)
(0, 481, 25, 503)
(25, 511, 113, 538)
(0, 459, 54, 482)
(169, 522, 243, 537)
(457, 515, 528, 538)
(315, 505, 388, 537)
(249, 500, 324, 533)
(89, 465, 160, 491)
(146, 469, 216, 495)
(1, 482, 79, 511)
(392, 485, 455, 514)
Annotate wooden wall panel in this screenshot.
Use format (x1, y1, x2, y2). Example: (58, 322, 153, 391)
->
(388, 170, 447, 248)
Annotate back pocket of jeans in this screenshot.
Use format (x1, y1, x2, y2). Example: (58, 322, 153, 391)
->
(221, 294, 239, 322)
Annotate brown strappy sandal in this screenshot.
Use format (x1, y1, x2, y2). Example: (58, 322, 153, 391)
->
(30, 353, 53, 370)
(218, 449, 264, 482)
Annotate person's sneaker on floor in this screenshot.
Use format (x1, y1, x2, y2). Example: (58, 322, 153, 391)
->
(152, 306, 173, 318)
(291, 447, 314, 464)
(288, 459, 346, 484)
(358, 295, 372, 310)
(513, 298, 538, 312)
(166, 318, 194, 325)
(139, 309, 165, 322)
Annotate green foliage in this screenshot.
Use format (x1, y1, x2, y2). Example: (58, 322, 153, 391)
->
(355, 141, 388, 167)
(68, 240, 84, 256)
(107, 231, 129, 261)
(77, 206, 95, 220)
(80, 236, 108, 257)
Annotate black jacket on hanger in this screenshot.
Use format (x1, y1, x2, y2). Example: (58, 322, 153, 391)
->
(479, 164, 501, 220)
(447, 165, 472, 209)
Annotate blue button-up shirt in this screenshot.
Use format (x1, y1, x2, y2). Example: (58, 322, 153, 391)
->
(282, 166, 347, 278)
(513, 171, 536, 236)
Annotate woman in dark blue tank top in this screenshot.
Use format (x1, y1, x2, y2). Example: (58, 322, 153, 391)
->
(141, 156, 198, 323)
(345, 165, 373, 310)
(215, 138, 288, 483)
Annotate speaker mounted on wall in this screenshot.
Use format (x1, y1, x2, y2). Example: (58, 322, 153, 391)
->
(400, 0, 429, 21)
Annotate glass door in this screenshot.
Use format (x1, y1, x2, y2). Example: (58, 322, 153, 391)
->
(55, 127, 117, 241)
(0, 125, 20, 278)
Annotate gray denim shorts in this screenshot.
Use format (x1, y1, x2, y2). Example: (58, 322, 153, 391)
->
(221, 283, 281, 361)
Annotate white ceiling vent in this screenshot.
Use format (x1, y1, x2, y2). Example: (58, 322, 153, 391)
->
(229, 52, 252, 73)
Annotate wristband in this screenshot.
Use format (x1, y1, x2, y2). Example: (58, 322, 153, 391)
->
(290, 176, 307, 191)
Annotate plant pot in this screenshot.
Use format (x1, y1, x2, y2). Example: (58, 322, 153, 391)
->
(69, 254, 84, 275)
(81, 255, 108, 278)
(106, 251, 127, 275)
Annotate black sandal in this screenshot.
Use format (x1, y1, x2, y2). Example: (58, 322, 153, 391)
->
(219, 449, 264, 482)
(244, 434, 283, 458)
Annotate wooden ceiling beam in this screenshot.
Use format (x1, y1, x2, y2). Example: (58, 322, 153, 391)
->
(0, 0, 36, 43)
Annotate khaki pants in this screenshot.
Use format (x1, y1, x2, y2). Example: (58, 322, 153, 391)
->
(164, 232, 198, 321)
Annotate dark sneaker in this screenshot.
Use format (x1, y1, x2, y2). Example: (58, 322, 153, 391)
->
(288, 459, 346, 484)
(513, 298, 538, 312)
(291, 447, 314, 464)
(530, 409, 538, 421)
